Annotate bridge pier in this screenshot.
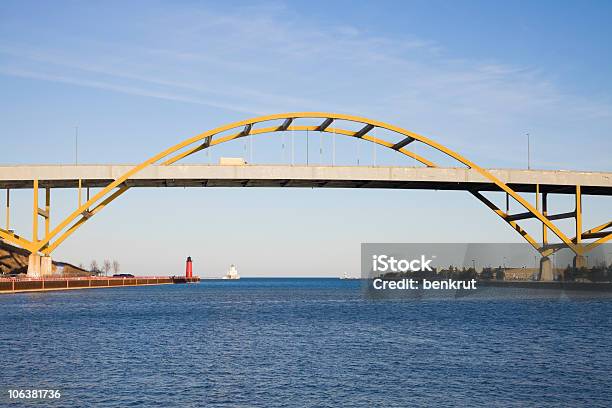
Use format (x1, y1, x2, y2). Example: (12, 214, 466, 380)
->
(539, 256, 553, 281)
(573, 255, 587, 269)
(27, 254, 53, 277)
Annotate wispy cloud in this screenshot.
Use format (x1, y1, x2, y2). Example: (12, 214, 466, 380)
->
(0, 66, 264, 115)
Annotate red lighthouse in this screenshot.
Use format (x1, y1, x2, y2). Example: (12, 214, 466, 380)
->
(185, 256, 193, 278)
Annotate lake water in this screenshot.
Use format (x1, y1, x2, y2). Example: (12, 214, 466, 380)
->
(1, 278, 612, 407)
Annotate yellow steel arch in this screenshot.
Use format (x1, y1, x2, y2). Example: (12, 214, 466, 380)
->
(3, 112, 606, 256)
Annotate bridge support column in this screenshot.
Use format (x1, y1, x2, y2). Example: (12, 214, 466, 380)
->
(27, 253, 41, 277)
(27, 254, 53, 277)
(573, 255, 587, 269)
(539, 256, 553, 281)
(40, 255, 52, 277)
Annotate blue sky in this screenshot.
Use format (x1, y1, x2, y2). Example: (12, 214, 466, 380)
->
(1, 1, 610, 276)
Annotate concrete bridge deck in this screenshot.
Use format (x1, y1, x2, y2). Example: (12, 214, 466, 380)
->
(0, 164, 610, 195)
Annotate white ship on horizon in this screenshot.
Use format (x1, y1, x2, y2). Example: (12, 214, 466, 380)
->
(222, 264, 240, 280)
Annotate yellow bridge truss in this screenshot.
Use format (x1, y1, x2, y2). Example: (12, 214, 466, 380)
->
(0, 112, 610, 258)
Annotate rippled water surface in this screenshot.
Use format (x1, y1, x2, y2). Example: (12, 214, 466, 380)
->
(1, 279, 612, 407)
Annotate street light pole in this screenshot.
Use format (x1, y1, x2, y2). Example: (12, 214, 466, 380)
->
(526, 132, 530, 170)
(75, 126, 79, 165)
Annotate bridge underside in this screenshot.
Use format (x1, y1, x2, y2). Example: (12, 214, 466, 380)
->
(1, 165, 611, 195)
(4, 178, 608, 194)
